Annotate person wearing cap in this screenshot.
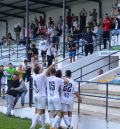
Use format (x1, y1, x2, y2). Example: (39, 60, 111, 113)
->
(102, 13, 112, 49)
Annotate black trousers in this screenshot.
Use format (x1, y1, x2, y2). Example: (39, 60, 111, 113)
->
(103, 31, 110, 49)
(85, 44, 93, 56)
(47, 55, 53, 67)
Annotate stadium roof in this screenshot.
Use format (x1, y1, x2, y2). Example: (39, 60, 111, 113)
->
(0, 0, 99, 20)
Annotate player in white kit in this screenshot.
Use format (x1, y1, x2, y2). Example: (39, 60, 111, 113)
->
(61, 70, 82, 128)
(30, 65, 47, 129)
(47, 68, 68, 129)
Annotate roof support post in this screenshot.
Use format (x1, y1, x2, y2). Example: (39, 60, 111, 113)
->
(63, 0, 66, 59)
(99, 0, 102, 19)
(26, 0, 29, 58)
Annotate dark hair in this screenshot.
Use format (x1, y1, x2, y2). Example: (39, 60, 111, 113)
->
(65, 70, 71, 77)
(24, 59, 28, 63)
(34, 65, 40, 74)
(8, 63, 12, 65)
(50, 68, 56, 75)
(56, 70, 62, 78)
(32, 43, 36, 48)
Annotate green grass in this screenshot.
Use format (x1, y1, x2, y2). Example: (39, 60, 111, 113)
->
(0, 113, 49, 129)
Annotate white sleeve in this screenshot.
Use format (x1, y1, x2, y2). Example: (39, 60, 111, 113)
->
(73, 82, 78, 93)
(58, 78, 64, 87)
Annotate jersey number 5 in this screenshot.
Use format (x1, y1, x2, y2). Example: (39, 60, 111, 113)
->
(49, 81, 55, 90)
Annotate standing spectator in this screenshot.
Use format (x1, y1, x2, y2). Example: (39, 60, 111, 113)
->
(68, 36, 77, 63)
(58, 16, 63, 27)
(40, 40, 48, 67)
(48, 17, 54, 27)
(115, 9, 120, 29)
(39, 16, 45, 26)
(0, 65, 7, 98)
(6, 73, 21, 116)
(47, 43, 57, 67)
(12, 79, 27, 108)
(80, 8, 87, 32)
(102, 13, 112, 49)
(31, 43, 39, 58)
(89, 8, 98, 23)
(16, 64, 23, 80)
(67, 12, 73, 33)
(22, 59, 31, 82)
(14, 22, 22, 41)
(82, 27, 96, 56)
(30, 21, 36, 39)
(5, 63, 16, 90)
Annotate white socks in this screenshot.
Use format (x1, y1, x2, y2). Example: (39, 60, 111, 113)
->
(31, 114, 40, 129)
(41, 114, 46, 129)
(52, 115, 61, 128)
(63, 115, 70, 127)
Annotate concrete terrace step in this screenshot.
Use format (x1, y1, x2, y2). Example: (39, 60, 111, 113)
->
(81, 89, 120, 96)
(73, 103, 120, 121)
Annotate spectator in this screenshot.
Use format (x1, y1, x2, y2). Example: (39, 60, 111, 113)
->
(12, 79, 27, 108)
(68, 36, 76, 63)
(39, 16, 45, 26)
(39, 40, 48, 67)
(82, 27, 96, 56)
(30, 20, 36, 39)
(22, 59, 31, 82)
(14, 22, 22, 41)
(98, 68, 103, 75)
(89, 8, 98, 23)
(6, 73, 21, 116)
(5, 63, 16, 90)
(102, 13, 112, 49)
(31, 43, 39, 58)
(0, 65, 7, 98)
(47, 43, 57, 67)
(48, 17, 54, 27)
(80, 8, 87, 32)
(67, 12, 73, 33)
(16, 64, 23, 80)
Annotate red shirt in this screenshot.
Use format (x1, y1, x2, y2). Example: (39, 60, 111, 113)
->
(102, 18, 112, 31)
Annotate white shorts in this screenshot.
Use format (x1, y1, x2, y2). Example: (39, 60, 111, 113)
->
(34, 96, 47, 109)
(62, 103, 73, 112)
(1, 77, 7, 89)
(48, 98, 62, 111)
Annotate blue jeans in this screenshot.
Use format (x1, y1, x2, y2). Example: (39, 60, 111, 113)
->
(6, 94, 14, 115)
(14, 90, 27, 108)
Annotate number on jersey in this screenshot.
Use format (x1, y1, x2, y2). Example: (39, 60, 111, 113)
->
(34, 80, 39, 93)
(63, 83, 72, 98)
(63, 83, 72, 92)
(49, 81, 55, 96)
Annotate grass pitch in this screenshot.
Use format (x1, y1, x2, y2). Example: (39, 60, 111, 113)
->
(0, 113, 49, 129)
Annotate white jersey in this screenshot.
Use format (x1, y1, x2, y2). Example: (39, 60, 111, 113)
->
(61, 78, 78, 104)
(33, 73, 47, 97)
(47, 76, 64, 100)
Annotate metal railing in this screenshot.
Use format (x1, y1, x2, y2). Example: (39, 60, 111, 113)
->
(72, 50, 120, 81)
(76, 80, 120, 122)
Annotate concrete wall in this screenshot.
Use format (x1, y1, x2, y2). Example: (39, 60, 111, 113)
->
(60, 52, 119, 81)
(0, 0, 116, 38)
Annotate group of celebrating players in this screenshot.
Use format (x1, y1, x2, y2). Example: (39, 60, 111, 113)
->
(30, 64, 82, 129)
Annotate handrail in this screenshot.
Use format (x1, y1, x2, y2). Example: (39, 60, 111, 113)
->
(72, 50, 120, 74)
(74, 58, 119, 81)
(76, 80, 120, 122)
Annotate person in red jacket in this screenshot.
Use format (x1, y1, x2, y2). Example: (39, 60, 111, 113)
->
(102, 13, 112, 49)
